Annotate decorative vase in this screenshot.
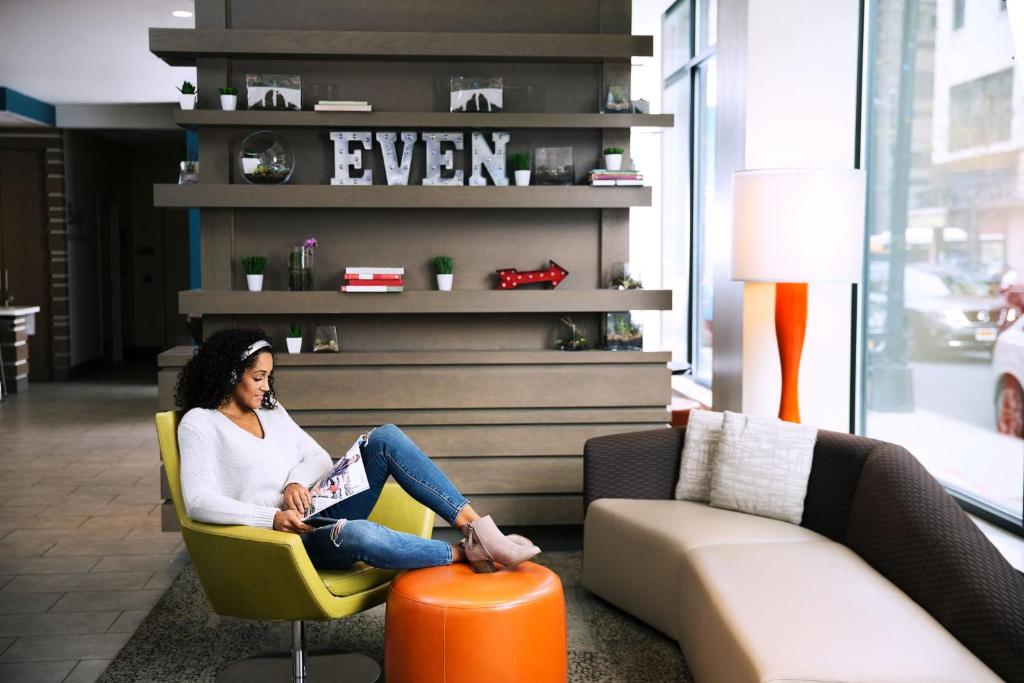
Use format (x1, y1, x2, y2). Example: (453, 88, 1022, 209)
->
(220, 94, 238, 111)
(288, 247, 314, 291)
(436, 274, 454, 291)
(239, 130, 295, 184)
(286, 337, 302, 354)
(604, 154, 623, 171)
(179, 93, 196, 110)
(514, 170, 531, 186)
(245, 274, 264, 292)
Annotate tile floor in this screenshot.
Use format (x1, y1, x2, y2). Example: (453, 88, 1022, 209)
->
(0, 367, 186, 683)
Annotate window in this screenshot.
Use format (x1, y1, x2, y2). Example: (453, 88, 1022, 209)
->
(662, 0, 717, 387)
(862, 0, 1024, 533)
(949, 69, 1013, 151)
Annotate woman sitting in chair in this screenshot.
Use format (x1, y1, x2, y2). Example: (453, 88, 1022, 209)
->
(174, 328, 540, 573)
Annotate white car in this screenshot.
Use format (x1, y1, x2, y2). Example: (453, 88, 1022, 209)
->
(992, 316, 1024, 438)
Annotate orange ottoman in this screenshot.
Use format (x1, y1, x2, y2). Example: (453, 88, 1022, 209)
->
(384, 561, 567, 682)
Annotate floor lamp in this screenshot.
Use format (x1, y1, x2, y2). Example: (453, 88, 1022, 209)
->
(731, 168, 866, 423)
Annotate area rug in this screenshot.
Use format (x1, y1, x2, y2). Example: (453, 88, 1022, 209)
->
(97, 551, 692, 682)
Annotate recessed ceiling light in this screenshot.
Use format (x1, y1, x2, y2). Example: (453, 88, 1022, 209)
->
(172, 10, 193, 18)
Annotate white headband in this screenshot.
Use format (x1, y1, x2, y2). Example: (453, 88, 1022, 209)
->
(241, 339, 271, 361)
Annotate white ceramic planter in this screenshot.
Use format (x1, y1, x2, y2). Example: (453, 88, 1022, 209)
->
(604, 154, 623, 171)
(220, 94, 238, 111)
(436, 274, 454, 291)
(179, 93, 197, 110)
(246, 274, 264, 292)
(514, 170, 531, 186)
(286, 337, 302, 354)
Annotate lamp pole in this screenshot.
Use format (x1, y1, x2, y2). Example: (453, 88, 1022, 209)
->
(871, 0, 918, 412)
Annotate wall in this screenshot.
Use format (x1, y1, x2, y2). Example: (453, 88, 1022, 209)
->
(713, 0, 862, 430)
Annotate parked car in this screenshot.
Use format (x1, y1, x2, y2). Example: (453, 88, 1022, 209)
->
(992, 316, 1024, 438)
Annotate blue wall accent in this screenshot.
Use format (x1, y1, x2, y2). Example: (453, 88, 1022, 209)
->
(0, 87, 55, 127)
(186, 130, 201, 289)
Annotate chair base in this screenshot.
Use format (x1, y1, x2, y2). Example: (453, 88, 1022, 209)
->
(217, 652, 381, 683)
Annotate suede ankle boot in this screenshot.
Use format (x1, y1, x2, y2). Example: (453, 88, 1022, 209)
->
(460, 515, 541, 573)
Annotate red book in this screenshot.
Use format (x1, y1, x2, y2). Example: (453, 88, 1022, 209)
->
(339, 278, 404, 287)
(344, 273, 403, 281)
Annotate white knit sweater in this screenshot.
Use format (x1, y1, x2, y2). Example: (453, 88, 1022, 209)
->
(177, 402, 334, 529)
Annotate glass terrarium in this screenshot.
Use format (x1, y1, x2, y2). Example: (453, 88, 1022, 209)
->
(556, 317, 589, 351)
(313, 324, 340, 353)
(605, 311, 643, 350)
(608, 261, 643, 290)
(239, 130, 294, 184)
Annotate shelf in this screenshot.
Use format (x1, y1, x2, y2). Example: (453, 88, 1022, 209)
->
(154, 184, 652, 209)
(173, 110, 674, 129)
(178, 289, 673, 315)
(158, 345, 671, 367)
(150, 29, 653, 66)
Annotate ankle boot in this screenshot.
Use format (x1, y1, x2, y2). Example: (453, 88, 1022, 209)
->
(461, 515, 541, 573)
(459, 533, 533, 550)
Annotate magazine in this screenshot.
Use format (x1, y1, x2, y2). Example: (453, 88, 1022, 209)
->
(302, 435, 371, 525)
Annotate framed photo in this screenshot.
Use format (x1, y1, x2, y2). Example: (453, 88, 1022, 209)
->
(246, 74, 302, 111)
(450, 76, 503, 113)
(533, 146, 574, 186)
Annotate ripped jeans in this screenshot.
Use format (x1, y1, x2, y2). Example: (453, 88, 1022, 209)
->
(301, 424, 470, 570)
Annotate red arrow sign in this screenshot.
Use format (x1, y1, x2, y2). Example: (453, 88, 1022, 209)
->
(496, 260, 569, 289)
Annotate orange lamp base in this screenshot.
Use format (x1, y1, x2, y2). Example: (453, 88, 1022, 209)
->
(775, 282, 808, 423)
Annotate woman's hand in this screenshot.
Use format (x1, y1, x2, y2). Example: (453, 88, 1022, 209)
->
(273, 509, 313, 534)
(283, 483, 312, 514)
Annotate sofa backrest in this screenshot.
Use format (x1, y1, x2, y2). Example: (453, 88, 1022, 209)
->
(844, 442, 1024, 682)
(799, 429, 879, 542)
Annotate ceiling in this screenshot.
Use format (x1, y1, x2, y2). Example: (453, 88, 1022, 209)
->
(0, 0, 197, 105)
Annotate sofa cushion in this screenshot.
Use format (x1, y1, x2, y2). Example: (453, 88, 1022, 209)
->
(582, 498, 821, 640)
(709, 411, 817, 524)
(674, 409, 724, 502)
(678, 540, 1001, 683)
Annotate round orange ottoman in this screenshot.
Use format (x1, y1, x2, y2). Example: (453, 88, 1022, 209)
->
(384, 561, 567, 683)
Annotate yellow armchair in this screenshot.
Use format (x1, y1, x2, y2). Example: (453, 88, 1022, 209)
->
(156, 410, 434, 682)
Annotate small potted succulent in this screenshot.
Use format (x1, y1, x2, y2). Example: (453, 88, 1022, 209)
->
(603, 146, 624, 171)
(556, 317, 589, 351)
(177, 81, 197, 110)
(509, 152, 532, 186)
(286, 323, 303, 354)
(219, 86, 239, 111)
(242, 256, 267, 292)
(434, 255, 454, 291)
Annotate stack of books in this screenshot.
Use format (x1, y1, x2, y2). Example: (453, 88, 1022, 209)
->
(314, 99, 372, 112)
(589, 169, 644, 186)
(341, 267, 405, 292)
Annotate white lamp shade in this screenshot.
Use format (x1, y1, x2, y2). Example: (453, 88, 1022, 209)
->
(731, 168, 866, 283)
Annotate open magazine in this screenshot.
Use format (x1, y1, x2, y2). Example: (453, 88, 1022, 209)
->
(301, 435, 371, 526)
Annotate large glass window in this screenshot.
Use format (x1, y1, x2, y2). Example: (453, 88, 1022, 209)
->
(662, 0, 717, 386)
(862, 0, 1023, 530)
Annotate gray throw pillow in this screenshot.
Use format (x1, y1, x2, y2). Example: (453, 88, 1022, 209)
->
(709, 411, 818, 524)
(674, 409, 725, 502)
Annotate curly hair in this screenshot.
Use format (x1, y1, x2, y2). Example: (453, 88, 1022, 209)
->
(174, 328, 278, 412)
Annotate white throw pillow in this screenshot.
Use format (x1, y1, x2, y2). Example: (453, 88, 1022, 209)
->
(709, 411, 818, 524)
(674, 409, 725, 502)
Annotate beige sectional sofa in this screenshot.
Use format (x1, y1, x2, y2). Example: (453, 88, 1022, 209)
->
(581, 428, 1024, 683)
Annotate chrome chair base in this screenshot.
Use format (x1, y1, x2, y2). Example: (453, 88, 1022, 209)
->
(217, 652, 381, 683)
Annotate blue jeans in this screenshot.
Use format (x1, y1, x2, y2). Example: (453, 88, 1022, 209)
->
(301, 424, 470, 570)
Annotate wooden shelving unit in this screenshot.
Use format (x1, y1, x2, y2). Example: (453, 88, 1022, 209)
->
(178, 289, 672, 315)
(173, 110, 674, 129)
(150, 28, 653, 66)
(154, 184, 652, 209)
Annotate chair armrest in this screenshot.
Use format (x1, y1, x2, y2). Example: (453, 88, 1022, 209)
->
(583, 427, 685, 511)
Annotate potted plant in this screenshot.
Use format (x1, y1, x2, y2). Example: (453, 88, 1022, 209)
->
(509, 152, 532, 186)
(286, 323, 303, 354)
(177, 81, 197, 110)
(242, 256, 267, 292)
(289, 237, 317, 291)
(603, 146, 625, 171)
(219, 86, 239, 111)
(556, 317, 589, 351)
(433, 255, 454, 291)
